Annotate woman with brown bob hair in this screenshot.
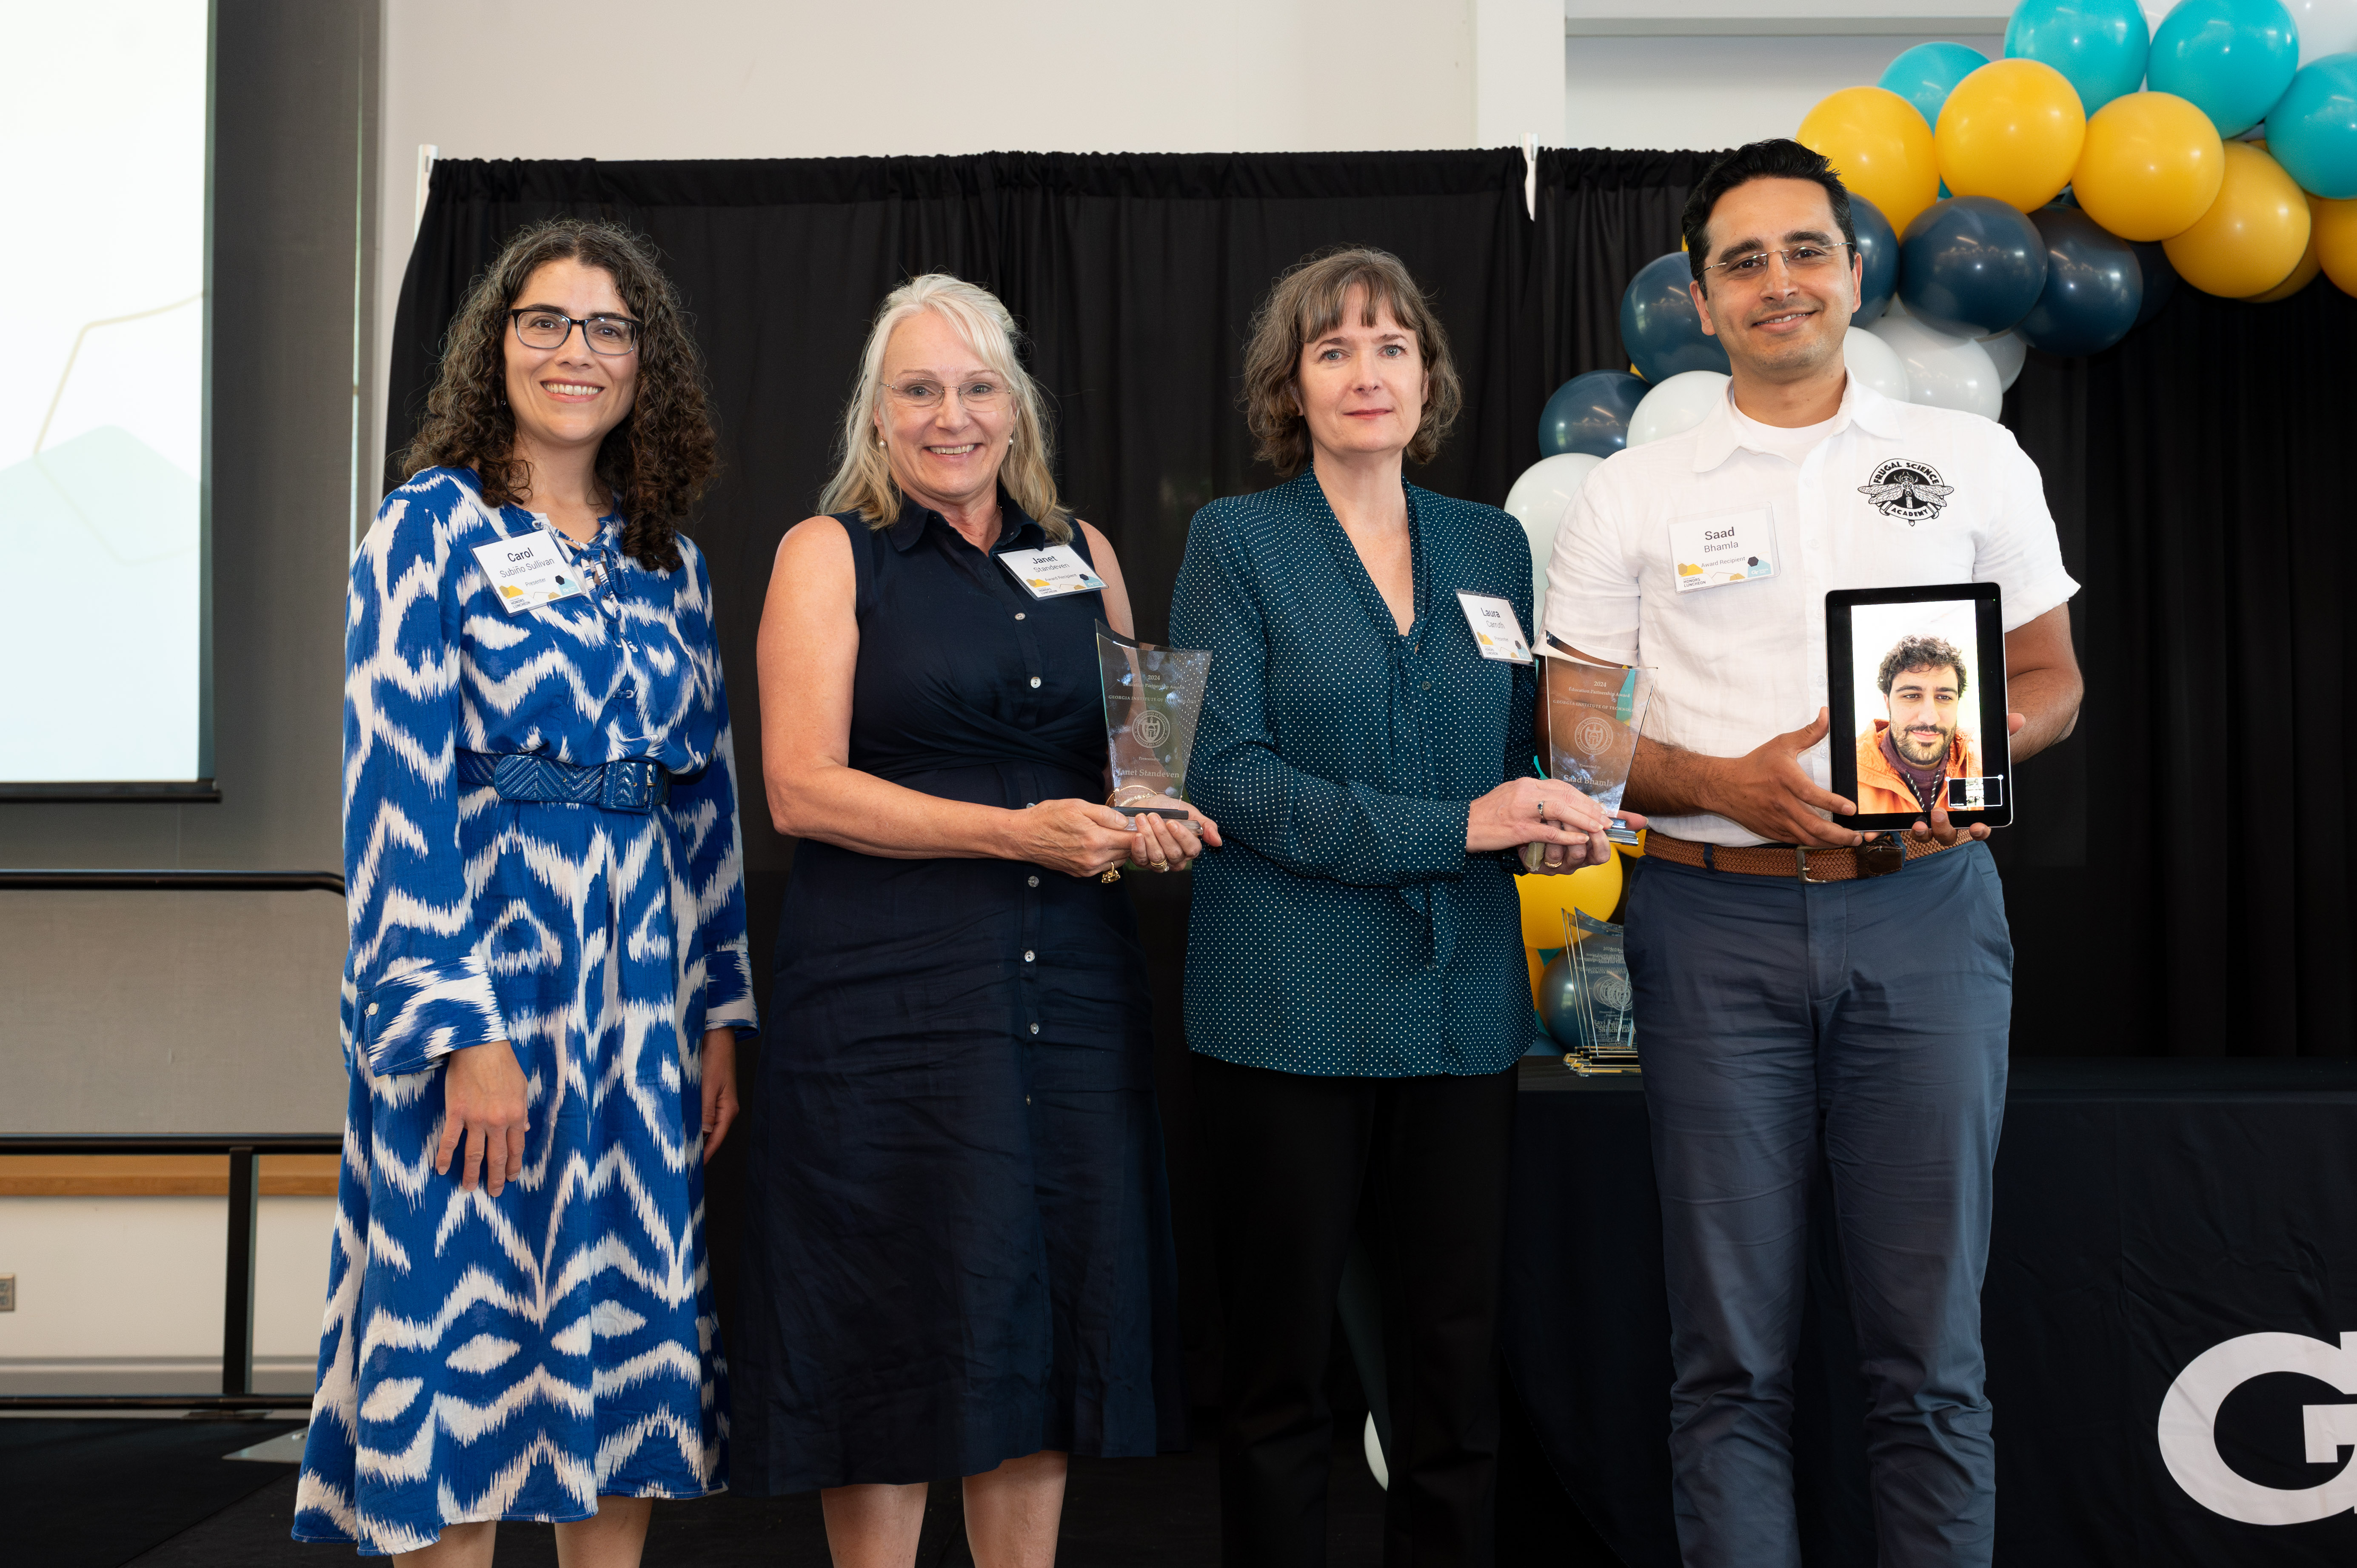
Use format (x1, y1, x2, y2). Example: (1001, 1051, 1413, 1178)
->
(1169, 247, 1627, 1564)
(294, 217, 755, 1565)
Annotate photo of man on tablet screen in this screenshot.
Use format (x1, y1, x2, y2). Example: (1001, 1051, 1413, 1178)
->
(1855, 633, 1981, 817)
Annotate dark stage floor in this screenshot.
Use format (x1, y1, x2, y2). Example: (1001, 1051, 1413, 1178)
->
(22, 1416, 1389, 1568)
(22, 1385, 1609, 1566)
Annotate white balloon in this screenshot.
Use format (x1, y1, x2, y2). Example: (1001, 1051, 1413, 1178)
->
(2284, 0, 2357, 64)
(1867, 311, 2002, 419)
(1627, 370, 1731, 448)
(1979, 329, 2026, 391)
(1843, 327, 1911, 401)
(1503, 451, 1605, 621)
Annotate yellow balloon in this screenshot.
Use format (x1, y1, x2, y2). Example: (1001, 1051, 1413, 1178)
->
(2314, 193, 2357, 296)
(1798, 86, 1940, 236)
(2072, 91, 2226, 242)
(2246, 196, 2324, 300)
(2165, 142, 2312, 298)
(1518, 855, 1625, 1003)
(1936, 59, 2088, 212)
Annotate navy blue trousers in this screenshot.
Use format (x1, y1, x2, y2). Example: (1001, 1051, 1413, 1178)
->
(1624, 842, 2012, 1568)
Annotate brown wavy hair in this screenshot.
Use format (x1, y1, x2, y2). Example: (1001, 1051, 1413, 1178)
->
(1240, 246, 1463, 479)
(399, 217, 715, 573)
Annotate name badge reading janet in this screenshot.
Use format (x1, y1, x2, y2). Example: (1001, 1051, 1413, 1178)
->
(997, 545, 1107, 600)
(469, 528, 591, 614)
(1668, 508, 1775, 593)
(1454, 590, 1533, 663)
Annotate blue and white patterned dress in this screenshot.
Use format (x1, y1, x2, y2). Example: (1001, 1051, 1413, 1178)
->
(293, 465, 755, 1554)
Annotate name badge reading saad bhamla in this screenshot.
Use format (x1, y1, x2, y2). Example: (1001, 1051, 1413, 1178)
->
(1668, 509, 1775, 593)
(997, 545, 1106, 599)
(469, 529, 591, 613)
(1454, 590, 1532, 663)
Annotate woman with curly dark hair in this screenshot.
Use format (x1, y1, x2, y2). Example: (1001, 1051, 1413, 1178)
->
(292, 218, 754, 1565)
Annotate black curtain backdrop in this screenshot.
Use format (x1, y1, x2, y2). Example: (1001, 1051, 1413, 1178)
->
(386, 144, 2357, 1400)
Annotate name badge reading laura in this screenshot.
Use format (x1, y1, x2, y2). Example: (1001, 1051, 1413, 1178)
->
(997, 545, 1107, 600)
(468, 528, 591, 613)
(1668, 508, 1775, 593)
(1454, 590, 1533, 663)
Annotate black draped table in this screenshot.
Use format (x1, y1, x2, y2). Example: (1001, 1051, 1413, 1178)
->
(1501, 1056, 2357, 1567)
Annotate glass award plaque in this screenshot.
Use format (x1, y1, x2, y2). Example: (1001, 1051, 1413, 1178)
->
(1561, 908, 1639, 1076)
(1096, 624, 1210, 816)
(1542, 651, 1655, 847)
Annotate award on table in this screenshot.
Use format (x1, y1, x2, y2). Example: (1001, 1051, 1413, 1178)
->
(1096, 624, 1211, 824)
(1560, 908, 1639, 1075)
(1521, 647, 1656, 872)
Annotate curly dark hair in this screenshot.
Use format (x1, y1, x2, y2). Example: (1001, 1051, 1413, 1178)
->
(1877, 634, 1969, 696)
(399, 217, 715, 573)
(1240, 246, 1463, 478)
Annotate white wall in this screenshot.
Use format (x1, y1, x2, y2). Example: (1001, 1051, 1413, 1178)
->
(0, 1195, 335, 1394)
(1564, 32, 2006, 153)
(372, 0, 1575, 491)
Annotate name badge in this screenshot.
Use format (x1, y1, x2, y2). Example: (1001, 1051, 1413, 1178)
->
(1668, 508, 1775, 593)
(997, 544, 1106, 599)
(1454, 590, 1533, 663)
(469, 527, 591, 614)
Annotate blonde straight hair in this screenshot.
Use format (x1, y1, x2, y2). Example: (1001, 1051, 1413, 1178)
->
(819, 274, 1071, 542)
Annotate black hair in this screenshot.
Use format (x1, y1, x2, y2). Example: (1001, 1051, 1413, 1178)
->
(1681, 139, 1859, 291)
(1877, 635, 1969, 698)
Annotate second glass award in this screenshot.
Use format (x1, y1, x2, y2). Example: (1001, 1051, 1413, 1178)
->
(1096, 624, 1211, 815)
(1542, 650, 1655, 845)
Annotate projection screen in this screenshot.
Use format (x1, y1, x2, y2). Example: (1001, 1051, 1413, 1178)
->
(0, 2, 212, 796)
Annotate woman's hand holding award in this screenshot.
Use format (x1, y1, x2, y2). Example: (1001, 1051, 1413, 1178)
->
(1097, 624, 1216, 879)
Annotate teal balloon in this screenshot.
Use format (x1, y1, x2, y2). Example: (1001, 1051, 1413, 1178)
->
(1877, 41, 1990, 127)
(2150, 0, 2302, 136)
(2267, 54, 2357, 196)
(2004, 0, 2152, 114)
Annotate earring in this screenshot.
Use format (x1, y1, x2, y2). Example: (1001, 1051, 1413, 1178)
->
(876, 436, 885, 449)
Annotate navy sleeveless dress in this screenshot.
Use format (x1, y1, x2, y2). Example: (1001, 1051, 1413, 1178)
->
(733, 493, 1187, 1492)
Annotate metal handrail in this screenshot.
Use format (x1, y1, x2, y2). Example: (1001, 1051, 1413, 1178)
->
(0, 870, 347, 1411)
(0, 869, 345, 895)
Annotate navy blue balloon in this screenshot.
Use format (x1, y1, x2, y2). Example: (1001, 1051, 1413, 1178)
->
(2015, 208, 2142, 357)
(2129, 240, 2177, 326)
(1849, 196, 1900, 325)
(1898, 196, 2050, 337)
(1620, 251, 1731, 383)
(1537, 950, 1591, 1052)
(1538, 370, 1646, 458)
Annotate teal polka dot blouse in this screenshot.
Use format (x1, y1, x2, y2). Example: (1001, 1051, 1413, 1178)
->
(1170, 470, 1542, 1078)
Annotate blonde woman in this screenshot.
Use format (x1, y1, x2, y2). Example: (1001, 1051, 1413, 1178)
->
(737, 275, 1213, 1568)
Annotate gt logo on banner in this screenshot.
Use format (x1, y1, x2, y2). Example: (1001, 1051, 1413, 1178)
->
(2159, 1331, 2357, 1524)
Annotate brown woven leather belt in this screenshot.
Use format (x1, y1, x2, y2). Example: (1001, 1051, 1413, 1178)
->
(1644, 830, 1952, 884)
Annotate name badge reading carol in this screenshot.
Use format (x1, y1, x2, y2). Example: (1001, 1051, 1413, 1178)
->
(469, 529, 591, 613)
(997, 545, 1106, 600)
(1668, 509, 1775, 593)
(1454, 590, 1532, 663)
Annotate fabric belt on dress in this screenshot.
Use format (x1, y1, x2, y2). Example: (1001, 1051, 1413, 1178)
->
(1644, 829, 1951, 884)
(456, 750, 671, 813)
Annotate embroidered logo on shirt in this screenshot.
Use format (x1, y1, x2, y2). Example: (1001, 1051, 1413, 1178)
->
(1858, 459, 1956, 525)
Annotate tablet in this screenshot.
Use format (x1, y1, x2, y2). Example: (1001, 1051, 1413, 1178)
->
(1826, 583, 2011, 832)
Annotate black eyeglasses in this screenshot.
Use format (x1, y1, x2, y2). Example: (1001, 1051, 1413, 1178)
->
(509, 310, 641, 355)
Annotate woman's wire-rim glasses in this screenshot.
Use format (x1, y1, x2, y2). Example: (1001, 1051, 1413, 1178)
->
(1702, 241, 1855, 285)
(509, 310, 642, 355)
(882, 378, 1010, 411)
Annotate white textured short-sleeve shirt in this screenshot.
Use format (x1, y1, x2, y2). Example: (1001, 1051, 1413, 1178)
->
(1542, 378, 2078, 847)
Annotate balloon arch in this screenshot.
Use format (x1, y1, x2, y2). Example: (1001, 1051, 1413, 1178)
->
(1511, 0, 2357, 617)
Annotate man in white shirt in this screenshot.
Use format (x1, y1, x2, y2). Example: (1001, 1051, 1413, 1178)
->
(1544, 140, 2084, 1568)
